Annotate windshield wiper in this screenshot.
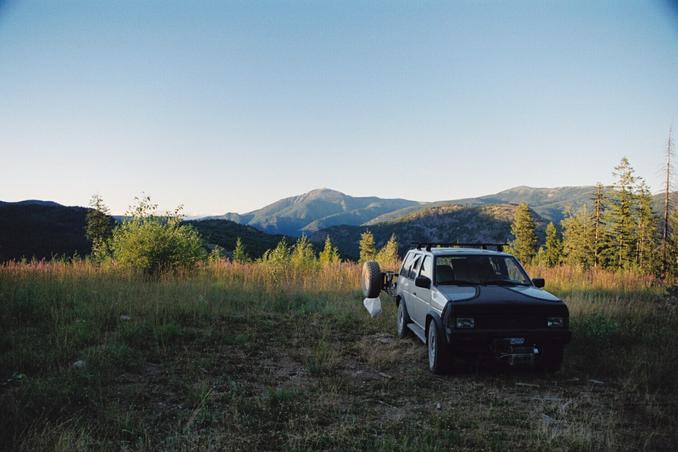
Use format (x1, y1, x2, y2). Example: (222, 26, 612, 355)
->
(481, 279, 530, 286)
(437, 279, 478, 286)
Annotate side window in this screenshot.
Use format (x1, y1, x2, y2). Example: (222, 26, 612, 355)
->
(409, 255, 422, 279)
(400, 252, 414, 277)
(420, 256, 432, 280)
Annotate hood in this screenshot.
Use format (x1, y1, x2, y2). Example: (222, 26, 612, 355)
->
(436, 284, 561, 304)
(440, 285, 568, 318)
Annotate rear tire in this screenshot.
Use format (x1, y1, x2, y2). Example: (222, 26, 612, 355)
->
(396, 299, 410, 338)
(361, 261, 382, 299)
(427, 320, 450, 374)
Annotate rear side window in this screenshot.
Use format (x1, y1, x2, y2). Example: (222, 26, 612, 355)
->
(400, 252, 415, 277)
(409, 255, 422, 279)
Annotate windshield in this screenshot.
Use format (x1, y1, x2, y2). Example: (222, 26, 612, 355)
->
(434, 255, 531, 286)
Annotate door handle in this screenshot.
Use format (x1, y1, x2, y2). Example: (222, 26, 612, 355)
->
(413, 292, 416, 296)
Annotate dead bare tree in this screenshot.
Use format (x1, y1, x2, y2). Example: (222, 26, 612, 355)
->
(662, 127, 674, 276)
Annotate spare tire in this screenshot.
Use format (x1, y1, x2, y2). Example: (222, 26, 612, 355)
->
(361, 261, 382, 298)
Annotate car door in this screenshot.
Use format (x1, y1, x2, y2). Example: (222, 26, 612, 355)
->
(398, 252, 420, 325)
(411, 255, 433, 326)
(406, 255, 424, 327)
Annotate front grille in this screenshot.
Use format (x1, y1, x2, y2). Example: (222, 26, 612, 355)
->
(475, 315, 543, 330)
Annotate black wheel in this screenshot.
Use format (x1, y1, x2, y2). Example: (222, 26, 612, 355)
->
(361, 261, 382, 299)
(427, 320, 450, 374)
(537, 344, 564, 373)
(396, 299, 410, 338)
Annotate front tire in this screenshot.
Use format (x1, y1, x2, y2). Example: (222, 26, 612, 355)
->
(396, 299, 410, 338)
(427, 320, 450, 374)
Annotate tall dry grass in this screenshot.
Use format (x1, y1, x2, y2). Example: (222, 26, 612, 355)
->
(1, 259, 677, 450)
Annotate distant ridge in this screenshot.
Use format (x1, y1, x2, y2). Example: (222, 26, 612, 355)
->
(367, 186, 596, 225)
(1, 200, 64, 208)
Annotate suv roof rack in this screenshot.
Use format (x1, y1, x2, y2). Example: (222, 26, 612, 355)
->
(413, 242, 507, 252)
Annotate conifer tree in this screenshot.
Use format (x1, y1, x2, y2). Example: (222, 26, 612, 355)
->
(319, 235, 341, 265)
(636, 179, 658, 274)
(603, 157, 638, 270)
(359, 230, 377, 263)
(208, 246, 225, 264)
(668, 210, 678, 277)
(232, 237, 249, 263)
(590, 183, 606, 267)
(542, 222, 562, 267)
(291, 235, 317, 269)
(508, 203, 538, 264)
(561, 206, 593, 268)
(262, 238, 290, 266)
(376, 234, 400, 269)
(85, 194, 114, 260)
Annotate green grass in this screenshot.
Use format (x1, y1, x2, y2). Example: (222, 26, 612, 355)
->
(1, 261, 677, 451)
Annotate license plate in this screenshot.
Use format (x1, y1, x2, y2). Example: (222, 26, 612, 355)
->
(508, 337, 526, 345)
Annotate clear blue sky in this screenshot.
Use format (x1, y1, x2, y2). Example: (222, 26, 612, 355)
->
(2, 0, 677, 215)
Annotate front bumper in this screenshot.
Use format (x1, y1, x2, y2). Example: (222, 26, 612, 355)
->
(444, 328, 571, 353)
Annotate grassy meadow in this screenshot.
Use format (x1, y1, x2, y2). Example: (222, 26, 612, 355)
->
(1, 261, 677, 451)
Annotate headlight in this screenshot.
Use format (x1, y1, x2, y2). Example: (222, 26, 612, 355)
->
(455, 317, 475, 329)
(547, 317, 564, 328)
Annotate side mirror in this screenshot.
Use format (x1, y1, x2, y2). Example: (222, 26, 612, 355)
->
(532, 278, 545, 288)
(415, 276, 431, 289)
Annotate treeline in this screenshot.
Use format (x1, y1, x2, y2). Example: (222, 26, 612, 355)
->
(229, 231, 401, 270)
(508, 156, 678, 277)
(85, 193, 402, 275)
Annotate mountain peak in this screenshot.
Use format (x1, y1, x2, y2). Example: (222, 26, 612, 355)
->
(306, 187, 344, 195)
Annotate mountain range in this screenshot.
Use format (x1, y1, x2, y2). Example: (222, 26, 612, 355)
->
(0, 185, 670, 261)
(204, 188, 420, 236)
(203, 185, 595, 237)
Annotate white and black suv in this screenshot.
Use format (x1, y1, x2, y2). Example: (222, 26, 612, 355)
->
(361, 243, 571, 374)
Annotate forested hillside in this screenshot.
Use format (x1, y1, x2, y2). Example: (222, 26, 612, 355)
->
(186, 219, 292, 258)
(0, 202, 91, 261)
(310, 204, 547, 260)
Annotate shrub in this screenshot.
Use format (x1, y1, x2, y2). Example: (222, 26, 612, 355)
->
(109, 196, 206, 275)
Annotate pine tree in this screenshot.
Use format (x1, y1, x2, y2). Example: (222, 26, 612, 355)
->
(636, 179, 658, 274)
(262, 238, 290, 266)
(208, 245, 225, 264)
(291, 235, 317, 269)
(376, 234, 400, 269)
(359, 230, 377, 263)
(590, 183, 606, 267)
(561, 206, 593, 268)
(319, 235, 341, 265)
(85, 194, 114, 261)
(508, 203, 538, 264)
(668, 210, 678, 277)
(603, 157, 638, 270)
(232, 237, 249, 263)
(542, 222, 562, 267)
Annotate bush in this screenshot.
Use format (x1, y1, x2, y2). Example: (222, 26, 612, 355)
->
(109, 196, 206, 275)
